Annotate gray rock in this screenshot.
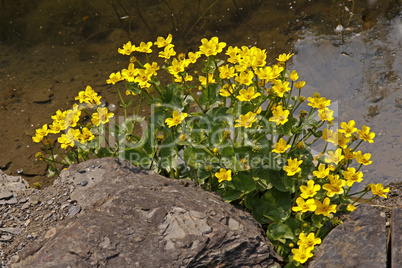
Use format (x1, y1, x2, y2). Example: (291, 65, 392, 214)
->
(0, 170, 29, 191)
(0, 190, 13, 200)
(307, 203, 387, 268)
(391, 207, 402, 268)
(0, 234, 13, 242)
(0, 228, 22, 235)
(68, 205, 81, 217)
(13, 158, 282, 268)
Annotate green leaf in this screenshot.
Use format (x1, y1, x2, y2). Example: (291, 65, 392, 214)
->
(125, 82, 142, 95)
(267, 222, 295, 244)
(231, 172, 256, 194)
(265, 170, 288, 192)
(183, 146, 208, 169)
(159, 135, 178, 172)
(311, 213, 325, 228)
(122, 148, 151, 167)
(263, 188, 292, 212)
(222, 189, 243, 202)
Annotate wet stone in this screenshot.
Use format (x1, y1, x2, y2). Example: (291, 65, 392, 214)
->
(308, 203, 387, 268)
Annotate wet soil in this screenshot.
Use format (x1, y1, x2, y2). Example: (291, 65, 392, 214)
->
(0, 0, 400, 190)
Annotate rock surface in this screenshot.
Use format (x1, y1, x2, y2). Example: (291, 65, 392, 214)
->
(307, 203, 387, 268)
(10, 158, 282, 268)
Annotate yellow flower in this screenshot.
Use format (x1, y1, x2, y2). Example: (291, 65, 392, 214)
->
(118, 41, 136, 55)
(269, 105, 290, 125)
(272, 138, 291, 153)
(276, 52, 294, 62)
(199, 73, 215, 85)
(290, 70, 299, 81)
(235, 111, 258, 128)
(357, 125, 375, 143)
(215, 168, 232, 183)
(219, 84, 235, 97)
(318, 107, 334, 122)
(295, 81, 306, 89)
(313, 164, 329, 179)
(57, 128, 76, 149)
(213, 148, 219, 155)
(323, 174, 346, 197)
(343, 148, 355, 160)
(32, 124, 50, 143)
(106, 71, 124, 85)
(292, 245, 313, 264)
(136, 41, 153, 53)
(339, 120, 357, 137)
(314, 197, 337, 216)
(168, 58, 185, 75)
(49, 121, 62, 134)
(187, 51, 201, 64)
(300, 180, 321, 199)
(307, 96, 331, 110)
(297, 232, 321, 250)
(174, 73, 193, 83)
(292, 197, 316, 213)
(355, 151, 372, 165)
(134, 69, 152, 88)
(121, 63, 137, 82)
(236, 87, 261, 102)
(322, 128, 338, 145)
(343, 167, 363, 187)
(91, 107, 114, 126)
(75, 86, 102, 108)
(347, 204, 357, 212)
(235, 70, 254, 86)
(165, 111, 188, 128)
(218, 65, 235, 79)
(272, 80, 291, 98)
(369, 183, 389, 198)
(154, 34, 173, 48)
(199, 37, 226, 57)
(337, 133, 350, 149)
(283, 158, 303, 176)
(80, 127, 95, 143)
(325, 148, 344, 165)
(51, 109, 65, 122)
(225, 46, 241, 64)
(159, 44, 176, 59)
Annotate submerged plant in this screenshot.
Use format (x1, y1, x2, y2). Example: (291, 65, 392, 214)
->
(32, 35, 387, 267)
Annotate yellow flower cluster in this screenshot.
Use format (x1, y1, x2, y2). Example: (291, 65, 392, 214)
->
(32, 86, 112, 150)
(292, 232, 321, 263)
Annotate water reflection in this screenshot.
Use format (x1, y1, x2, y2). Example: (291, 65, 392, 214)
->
(0, 0, 400, 188)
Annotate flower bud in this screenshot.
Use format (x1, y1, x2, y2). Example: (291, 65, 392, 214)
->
(179, 134, 187, 141)
(205, 165, 212, 172)
(298, 96, 305, 103)
(224, 130, 231, 139)
(313, 92, 321, 98)
(299, 109, 308, 119)
(297, 141, 306, 150)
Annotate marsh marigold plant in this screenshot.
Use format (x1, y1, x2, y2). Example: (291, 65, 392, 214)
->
(33, 35, 387, 267)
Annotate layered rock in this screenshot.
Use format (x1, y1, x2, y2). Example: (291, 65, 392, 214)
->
(12, 158, 282, 267)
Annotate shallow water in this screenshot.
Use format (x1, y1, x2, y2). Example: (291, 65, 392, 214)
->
(0, 0, 400, 190)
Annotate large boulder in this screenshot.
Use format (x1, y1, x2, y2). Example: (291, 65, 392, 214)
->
(307, 203, 387, 268)
(13, 158, 282, 267)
